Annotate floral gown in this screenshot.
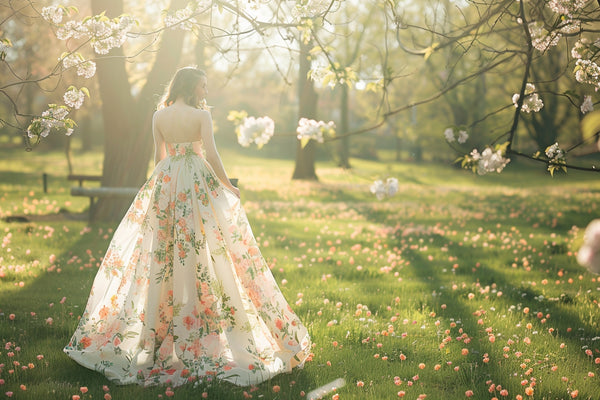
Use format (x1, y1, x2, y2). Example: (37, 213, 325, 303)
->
(64, 142, 311, 387)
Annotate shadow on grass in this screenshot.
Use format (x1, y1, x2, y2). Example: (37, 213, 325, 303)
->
(400, 244, 600, 398)
(0, 171, 44, 189)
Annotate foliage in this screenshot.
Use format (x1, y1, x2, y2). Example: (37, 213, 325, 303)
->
(4, 1, 600, 175)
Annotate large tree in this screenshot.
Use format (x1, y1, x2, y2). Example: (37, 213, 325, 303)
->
(90, 0, 188, 220)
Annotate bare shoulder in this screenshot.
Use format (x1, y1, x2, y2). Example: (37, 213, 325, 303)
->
(194, 108, 211, 121)
(154, 107, 168, 116)
(152, 108, 167, 124)
(193, 108, 211, 129)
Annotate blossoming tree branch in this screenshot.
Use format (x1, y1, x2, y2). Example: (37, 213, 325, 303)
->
(2, 1, 600, 206)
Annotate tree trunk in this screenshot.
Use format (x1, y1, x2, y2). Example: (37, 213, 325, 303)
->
(91, 0, 187, 221)
(91, 0, 135, 220)
(80, 115, 93, 152)
(338, 83, 351, 169)
(292, 38, 319, 180)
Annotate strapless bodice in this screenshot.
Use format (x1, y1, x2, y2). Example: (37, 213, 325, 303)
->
(166, 141, 203, 158)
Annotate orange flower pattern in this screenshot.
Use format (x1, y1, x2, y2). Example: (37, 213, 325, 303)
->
(64, 142, 311, 387)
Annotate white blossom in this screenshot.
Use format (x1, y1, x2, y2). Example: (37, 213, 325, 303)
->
(581, 95, 594, 114)
(44, 106, 69, 122)
(62, 53, 79, 69)
(558, 19, 581, 34)
(296, 118, 335, 143)
(370, 178, 399, 200)
(57, 21, 75, 40)
(77, 60, 96, 78)
(547, 0, 587, 16)
(41, 6, 64, 24)
(84, 19, 112, 38)
(237, 116, 275, 148)
(63, 88, 85, 109)
(528, 22, 561, 52)
(512, 83, 544, 113)
(575, 59, 600, 88)
(577, 219, 600, 274)
(62, 54, 96, 78)
(444, 128, 468, 143)
(470, 148, 510, 175)
(370, 180, 386, 200)
(51, 14, 135, 55)
(28, 106, 70, 138)
(571, 39, 588, 59)
(309, 66, 337, 88)
(545, 142, 564, 160)
(164, 5, 197, 30)
(386, 177, 399, 197)
(118, 15, 134, 30)
(443, 128, 455, 142)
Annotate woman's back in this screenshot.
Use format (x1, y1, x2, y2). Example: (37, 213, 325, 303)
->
(153, 103, 206, 144)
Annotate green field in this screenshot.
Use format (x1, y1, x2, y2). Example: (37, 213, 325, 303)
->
(1, 144, 599, 400)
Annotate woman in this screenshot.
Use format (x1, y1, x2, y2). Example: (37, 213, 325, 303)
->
(64, 67, 311, 387)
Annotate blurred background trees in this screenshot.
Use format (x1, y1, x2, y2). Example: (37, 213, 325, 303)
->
(1, 0, 599, 218)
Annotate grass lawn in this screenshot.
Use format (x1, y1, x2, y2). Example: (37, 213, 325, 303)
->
(1, 144, 599, 400)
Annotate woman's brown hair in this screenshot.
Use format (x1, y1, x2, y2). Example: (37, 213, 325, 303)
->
(157, 67, 206, 110)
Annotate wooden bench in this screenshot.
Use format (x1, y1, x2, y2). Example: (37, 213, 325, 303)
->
(71, 186, 139, 220)
(67, 174, 102, 187)
(70, 177, 238, 221)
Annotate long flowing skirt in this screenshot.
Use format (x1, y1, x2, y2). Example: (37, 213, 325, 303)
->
(64, 142, 311, 387)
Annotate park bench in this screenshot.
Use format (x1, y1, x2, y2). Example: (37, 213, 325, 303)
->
(68, 174, 138, 219)
(69, 176, 238, 221)
(67, 174, 102, 187)
(70, 186, 139, 221)
(68, 174, 137, 220)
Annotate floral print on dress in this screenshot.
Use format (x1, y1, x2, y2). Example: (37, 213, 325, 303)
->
(64, 141, 311, 387)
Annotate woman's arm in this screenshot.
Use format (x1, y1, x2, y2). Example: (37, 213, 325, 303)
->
(152, 112, 167, 165)
(199, 110, 241, 198)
